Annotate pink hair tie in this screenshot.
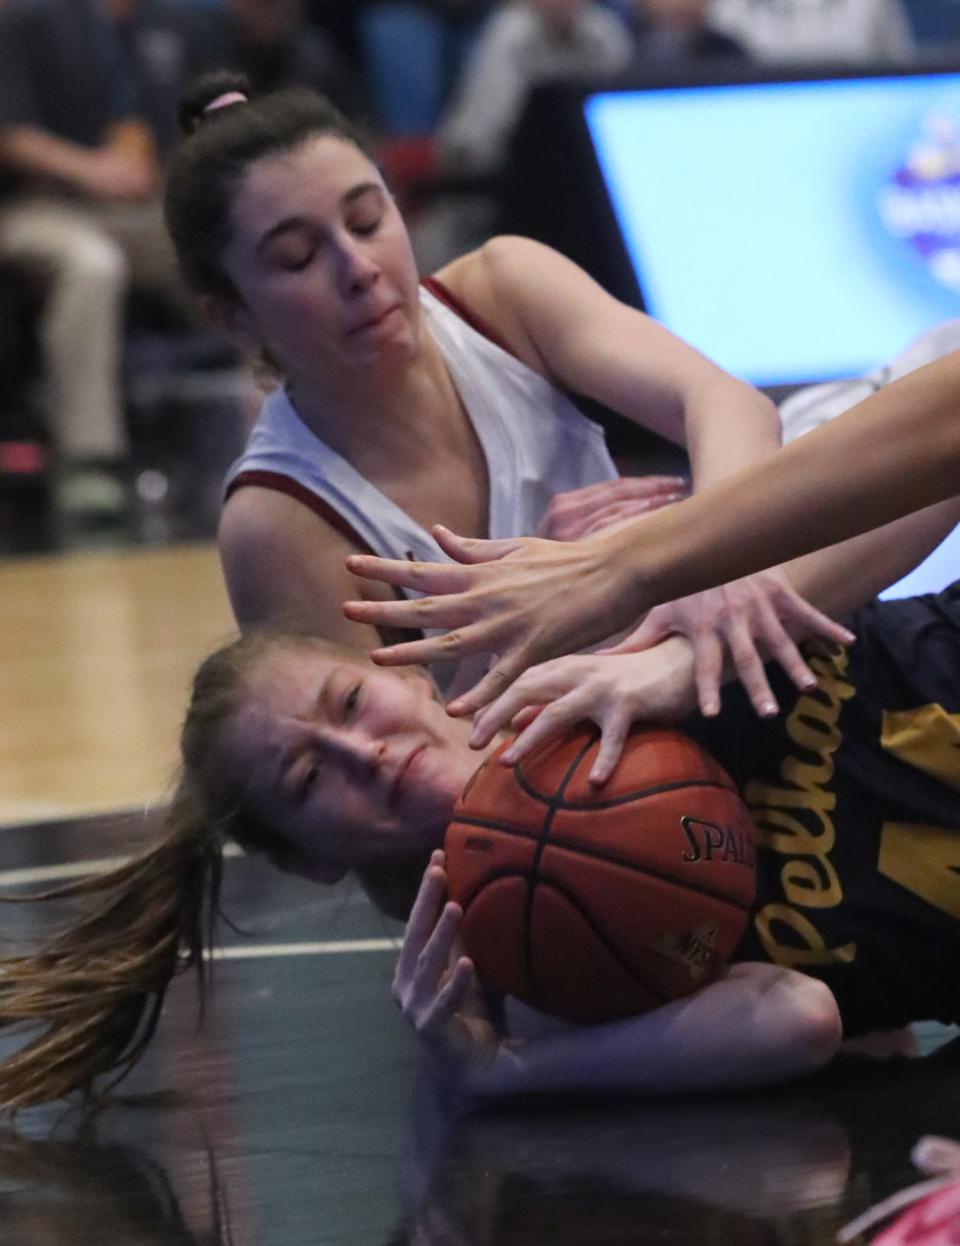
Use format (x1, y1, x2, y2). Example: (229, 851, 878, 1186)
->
(203, 91, 248, 115)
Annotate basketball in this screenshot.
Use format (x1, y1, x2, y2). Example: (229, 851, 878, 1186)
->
(444, 724, 757, 1024)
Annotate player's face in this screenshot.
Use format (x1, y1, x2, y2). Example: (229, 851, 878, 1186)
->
(227, 647, 483, 877)
(215, 135, 420, 386)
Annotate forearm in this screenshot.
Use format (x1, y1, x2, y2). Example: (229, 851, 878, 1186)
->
(783, 498, 960, 618)
(105, 120, 156, 164)
(481, 240, 778, 491)
(683, 376, 781, 491)
(0, 122, 156, 197)
(0, 126, 98, 188)
(613, 351, 960, 611)
(486, 966, 840, 1098)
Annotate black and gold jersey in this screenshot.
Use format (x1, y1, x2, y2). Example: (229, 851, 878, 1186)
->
(688, 582, 960, 1037)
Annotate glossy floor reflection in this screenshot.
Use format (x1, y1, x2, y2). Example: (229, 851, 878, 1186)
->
(1, 813, 958, 1245)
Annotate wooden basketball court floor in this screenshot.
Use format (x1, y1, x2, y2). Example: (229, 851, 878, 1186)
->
(1, 541, 960, 1246)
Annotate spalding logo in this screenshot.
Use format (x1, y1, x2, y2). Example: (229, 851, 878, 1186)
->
(680, 815, 755, 868)
(649, 921, 719, 980)
(877, 112, 960, 291)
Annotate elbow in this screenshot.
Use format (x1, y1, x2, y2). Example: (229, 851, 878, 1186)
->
(722, 373, 780, 442)
(748, 383, 782, 444)
(689, 374, 781, 454)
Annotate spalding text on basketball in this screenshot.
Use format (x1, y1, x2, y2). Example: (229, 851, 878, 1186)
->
(680, 816, 755, 867)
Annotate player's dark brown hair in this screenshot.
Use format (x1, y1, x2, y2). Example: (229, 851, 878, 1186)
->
(165, 71, 372, 303)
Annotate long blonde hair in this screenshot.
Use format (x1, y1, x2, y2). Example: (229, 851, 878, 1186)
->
(0, 629, 401, 1111)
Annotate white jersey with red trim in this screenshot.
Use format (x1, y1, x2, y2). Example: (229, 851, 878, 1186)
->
(223, 282, 619, 692)
(223, 282, 618, 566)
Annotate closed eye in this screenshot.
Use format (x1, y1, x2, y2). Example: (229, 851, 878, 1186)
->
(299, 758, 322, 801)
(281, 247, 315, 272)
(343, 682, 361, 718)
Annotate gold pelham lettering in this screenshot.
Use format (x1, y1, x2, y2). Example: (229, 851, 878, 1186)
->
(743, 647, 857, 966)
(753, 905, 856, 969)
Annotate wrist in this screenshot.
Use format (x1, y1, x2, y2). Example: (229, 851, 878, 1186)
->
(593, 510, 673, 619)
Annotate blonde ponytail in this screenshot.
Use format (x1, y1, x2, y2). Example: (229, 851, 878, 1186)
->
(0, 627, 377, 1110)
(0, 782, 223, 1111)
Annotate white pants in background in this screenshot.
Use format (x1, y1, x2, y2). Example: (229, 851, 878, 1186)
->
(0, 198, 129, 461)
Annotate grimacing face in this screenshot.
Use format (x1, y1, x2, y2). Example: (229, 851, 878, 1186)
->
(212, 135, 422, 391)
(226, 647, 497, 881)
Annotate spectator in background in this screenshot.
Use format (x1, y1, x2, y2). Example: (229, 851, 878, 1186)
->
(0, 0, 204, 519)
(115, 0, 214, 157)
(411, 0, 632, 271)
(626, 0, 748, 64)
(438, 0, 633, 175)
(305, 0, 361, 54)
(708, 0, 914, 63)
(201, 0, 364, 118)
(358, 2, 493, 137)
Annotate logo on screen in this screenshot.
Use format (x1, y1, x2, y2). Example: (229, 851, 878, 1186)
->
(877, 114, 960, 291)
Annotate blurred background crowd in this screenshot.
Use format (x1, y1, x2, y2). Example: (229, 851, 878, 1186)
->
(0, 0, 955, 548)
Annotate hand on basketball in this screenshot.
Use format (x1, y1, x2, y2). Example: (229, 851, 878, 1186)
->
(393, 851, 521, 1096)
(469, 641, 699, 785)
(601, 568, 855, 718)
(344, 524, 642, 715)
(536, 476, 688, 542)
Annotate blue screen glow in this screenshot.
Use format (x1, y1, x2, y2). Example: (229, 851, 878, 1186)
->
(585, 76, 960, 388)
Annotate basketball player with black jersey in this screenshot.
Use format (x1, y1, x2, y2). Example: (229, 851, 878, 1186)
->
(396, 594, 960, 1100)
(692, 583, 960, 1038)
(392, 499, 960, 1097)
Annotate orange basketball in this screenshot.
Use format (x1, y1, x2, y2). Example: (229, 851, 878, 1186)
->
(444, 724, 757, 1024)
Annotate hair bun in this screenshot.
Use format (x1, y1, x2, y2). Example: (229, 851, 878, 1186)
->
(177, 71, 253, 137)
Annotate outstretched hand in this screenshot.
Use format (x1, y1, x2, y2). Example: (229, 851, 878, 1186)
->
(344, 523, 640, 715)
(601, 567, 855, 718)
(393, 851, 522, 1096)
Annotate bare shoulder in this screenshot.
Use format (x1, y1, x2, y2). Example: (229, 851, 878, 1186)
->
(218, 486, 385, 648)
(436, 236, 565, 306)
(432, 237, 569, 369)
(219, 484, 327, 568)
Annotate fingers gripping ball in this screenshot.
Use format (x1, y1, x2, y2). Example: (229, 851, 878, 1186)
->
(444, 725, 757, 1024)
